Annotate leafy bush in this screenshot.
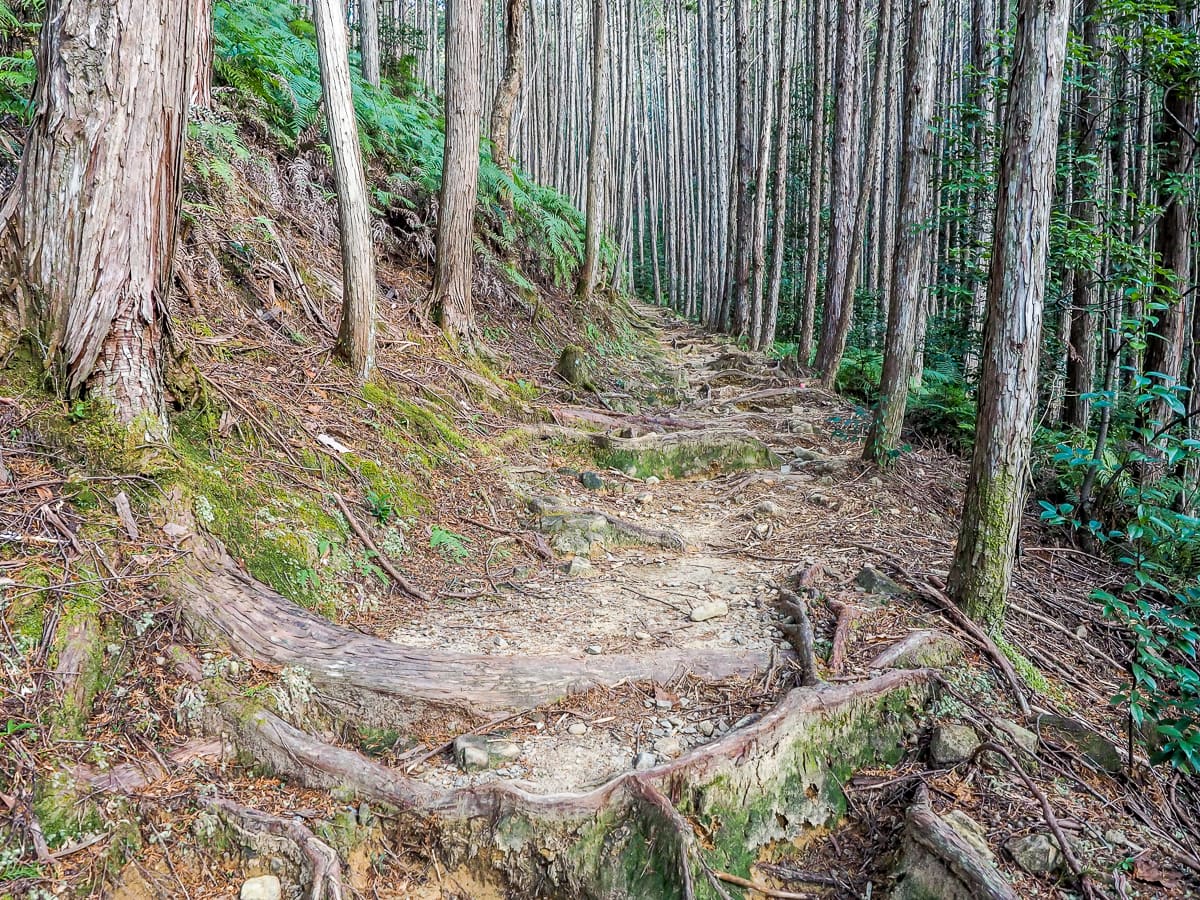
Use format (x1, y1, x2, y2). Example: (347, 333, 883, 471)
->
(1040, 375, 1200, 772)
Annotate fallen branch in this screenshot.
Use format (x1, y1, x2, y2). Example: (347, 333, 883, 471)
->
(713, 870, 817, 898)
(975, 742, 1103, 900)
(333, 494, 431, 601)
(205, 798, 345, 900)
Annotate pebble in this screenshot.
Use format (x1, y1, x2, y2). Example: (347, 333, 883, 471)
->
(754, 500, 783, 518)
(585, 644, 602, 655)
(698, 721, 715, 737)
(566, 557, 594, 577)
(635, 492, 653, 504)
(634, 631, 652, 641)
(457, 745, 490, 772)
(670, 504, 685, 513)
(642, 699, 654, 709)
(634, 751, 657, 770)
(567, 722, 588, 736)
(653, 736, 683, 759)
(645, 476, 661, 485)
(752, 522, 771, 538)
(689, 600, 729, 622)
(682, 725, 697, 735)
(655, 698, 674, 710)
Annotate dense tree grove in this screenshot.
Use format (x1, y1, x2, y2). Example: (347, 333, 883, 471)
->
(1, 1, 1199, 877)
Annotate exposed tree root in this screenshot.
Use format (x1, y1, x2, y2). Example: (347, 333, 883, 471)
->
(189, 656, 935, 898)
(529, 495, 687, 552)
(173, 531, 775, 730)
(509, 424, 779, 479)
(894, 785, 1019, 900)
(721, 387, 821, 407)
(332, 493, 430, 601)
(827, 599, 866, 674)
(205, 798, 345, 900)
(775, 588, 821, 686)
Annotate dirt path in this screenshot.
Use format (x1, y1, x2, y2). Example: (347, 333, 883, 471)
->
(388, 307, 933, 794)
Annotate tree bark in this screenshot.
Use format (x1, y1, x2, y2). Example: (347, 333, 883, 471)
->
(863, 0, 940, 464)
(361, 0, 382, 87)
(0, 0, 201, 440)
(431, 0, 485, 349)
(748, 0, 778, 348)
(947, 0, 1071, 630)
(314, 0, 378, 381)
(489, 0, 529, 181)
(577, 0, 609, 304)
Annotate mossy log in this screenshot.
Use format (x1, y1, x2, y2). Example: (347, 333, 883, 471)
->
(173, 530, 778, 731)
(197, 667, 936, 898)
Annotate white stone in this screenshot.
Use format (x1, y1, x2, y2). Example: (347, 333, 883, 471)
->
(689, 600, 729, 622)
(240, 876, 281, 900)
(567, 722, 587, 736)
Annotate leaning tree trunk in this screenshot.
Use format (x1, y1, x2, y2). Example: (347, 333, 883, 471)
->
(798, 0, 830, 365)
(863, 0, 940, 465)
(1139, 0, 1197, 434)
(1062, 0, 1107, 431)
(762, 0, 797, 350)
(813, 0, 864, 384)
(360, 0, 382, 87)
(0, 0, 201, 440)
(431, 0, 485, 349)
(489, 0, 529, 182)
(314, 0, 378, 381)
(577, 0, 609, 304)
(947, 0, 1070, 630)
(729, 0, 755, 337)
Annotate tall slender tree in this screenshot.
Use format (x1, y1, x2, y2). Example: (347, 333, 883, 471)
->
(489, 0, 529, 182)
(360, 0, 382, 87)
(431, 0, 485, 348)
(314, 0, 377, 380)
(578, 0, 609, 303)
(947, 0, 1071, 628)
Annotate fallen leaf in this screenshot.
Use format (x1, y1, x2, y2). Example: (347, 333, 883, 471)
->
(317, 433, 353, 454)
(162, 522, 190, 539)
(1132, 851, 1182, 889)
(113, 491, 139, 541)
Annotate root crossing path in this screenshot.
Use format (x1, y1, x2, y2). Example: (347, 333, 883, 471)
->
(177, 307, 956, 897)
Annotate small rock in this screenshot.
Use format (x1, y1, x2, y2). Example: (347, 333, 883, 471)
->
(655, 698, 674, 710)
(567, 722, 588, 736)
(1006, 833, 1063, 876)
(1074, 624, 1088, 639)
(565, 556, 594, 576)
(943, 810, 995, 862)
(585, 644, 602, 655)
(487, 740, 522, 760)
(788, 419, 816, 435)
(689, 600, 729, 622)
(634, 631, 652, 641)
(752, 522, 771, 538)
(240, 876, 281, 900)
(670, 504, 685, 513)
(634, 751, 657, 770)
(994, 719, 1038, 757)
(642, 699, 654, 708)
(456, 744, 490, 772)
(653, 736, 683, 759)
(492, 635, 509, 648)
(698, 721, 714, 737)
(635, 492, 653, 504)
(1035, 714, 1120, 773)
(754, 500, 783, 518)
(1104, 829, 1128, 846)
(854, 565, 905, 597)
(645, 476, 660, 485)
(930, 723, 981, 765)
(868, 476, 883, 487)
(579, 471, 604, 490)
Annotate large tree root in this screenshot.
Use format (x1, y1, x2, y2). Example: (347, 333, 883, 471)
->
(174, 533, 776, 731)
(511, 424, 780, 480)
(529, 495, 687, 552)
(194, 666, 936, 898)
(205, 798, 345, 900)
